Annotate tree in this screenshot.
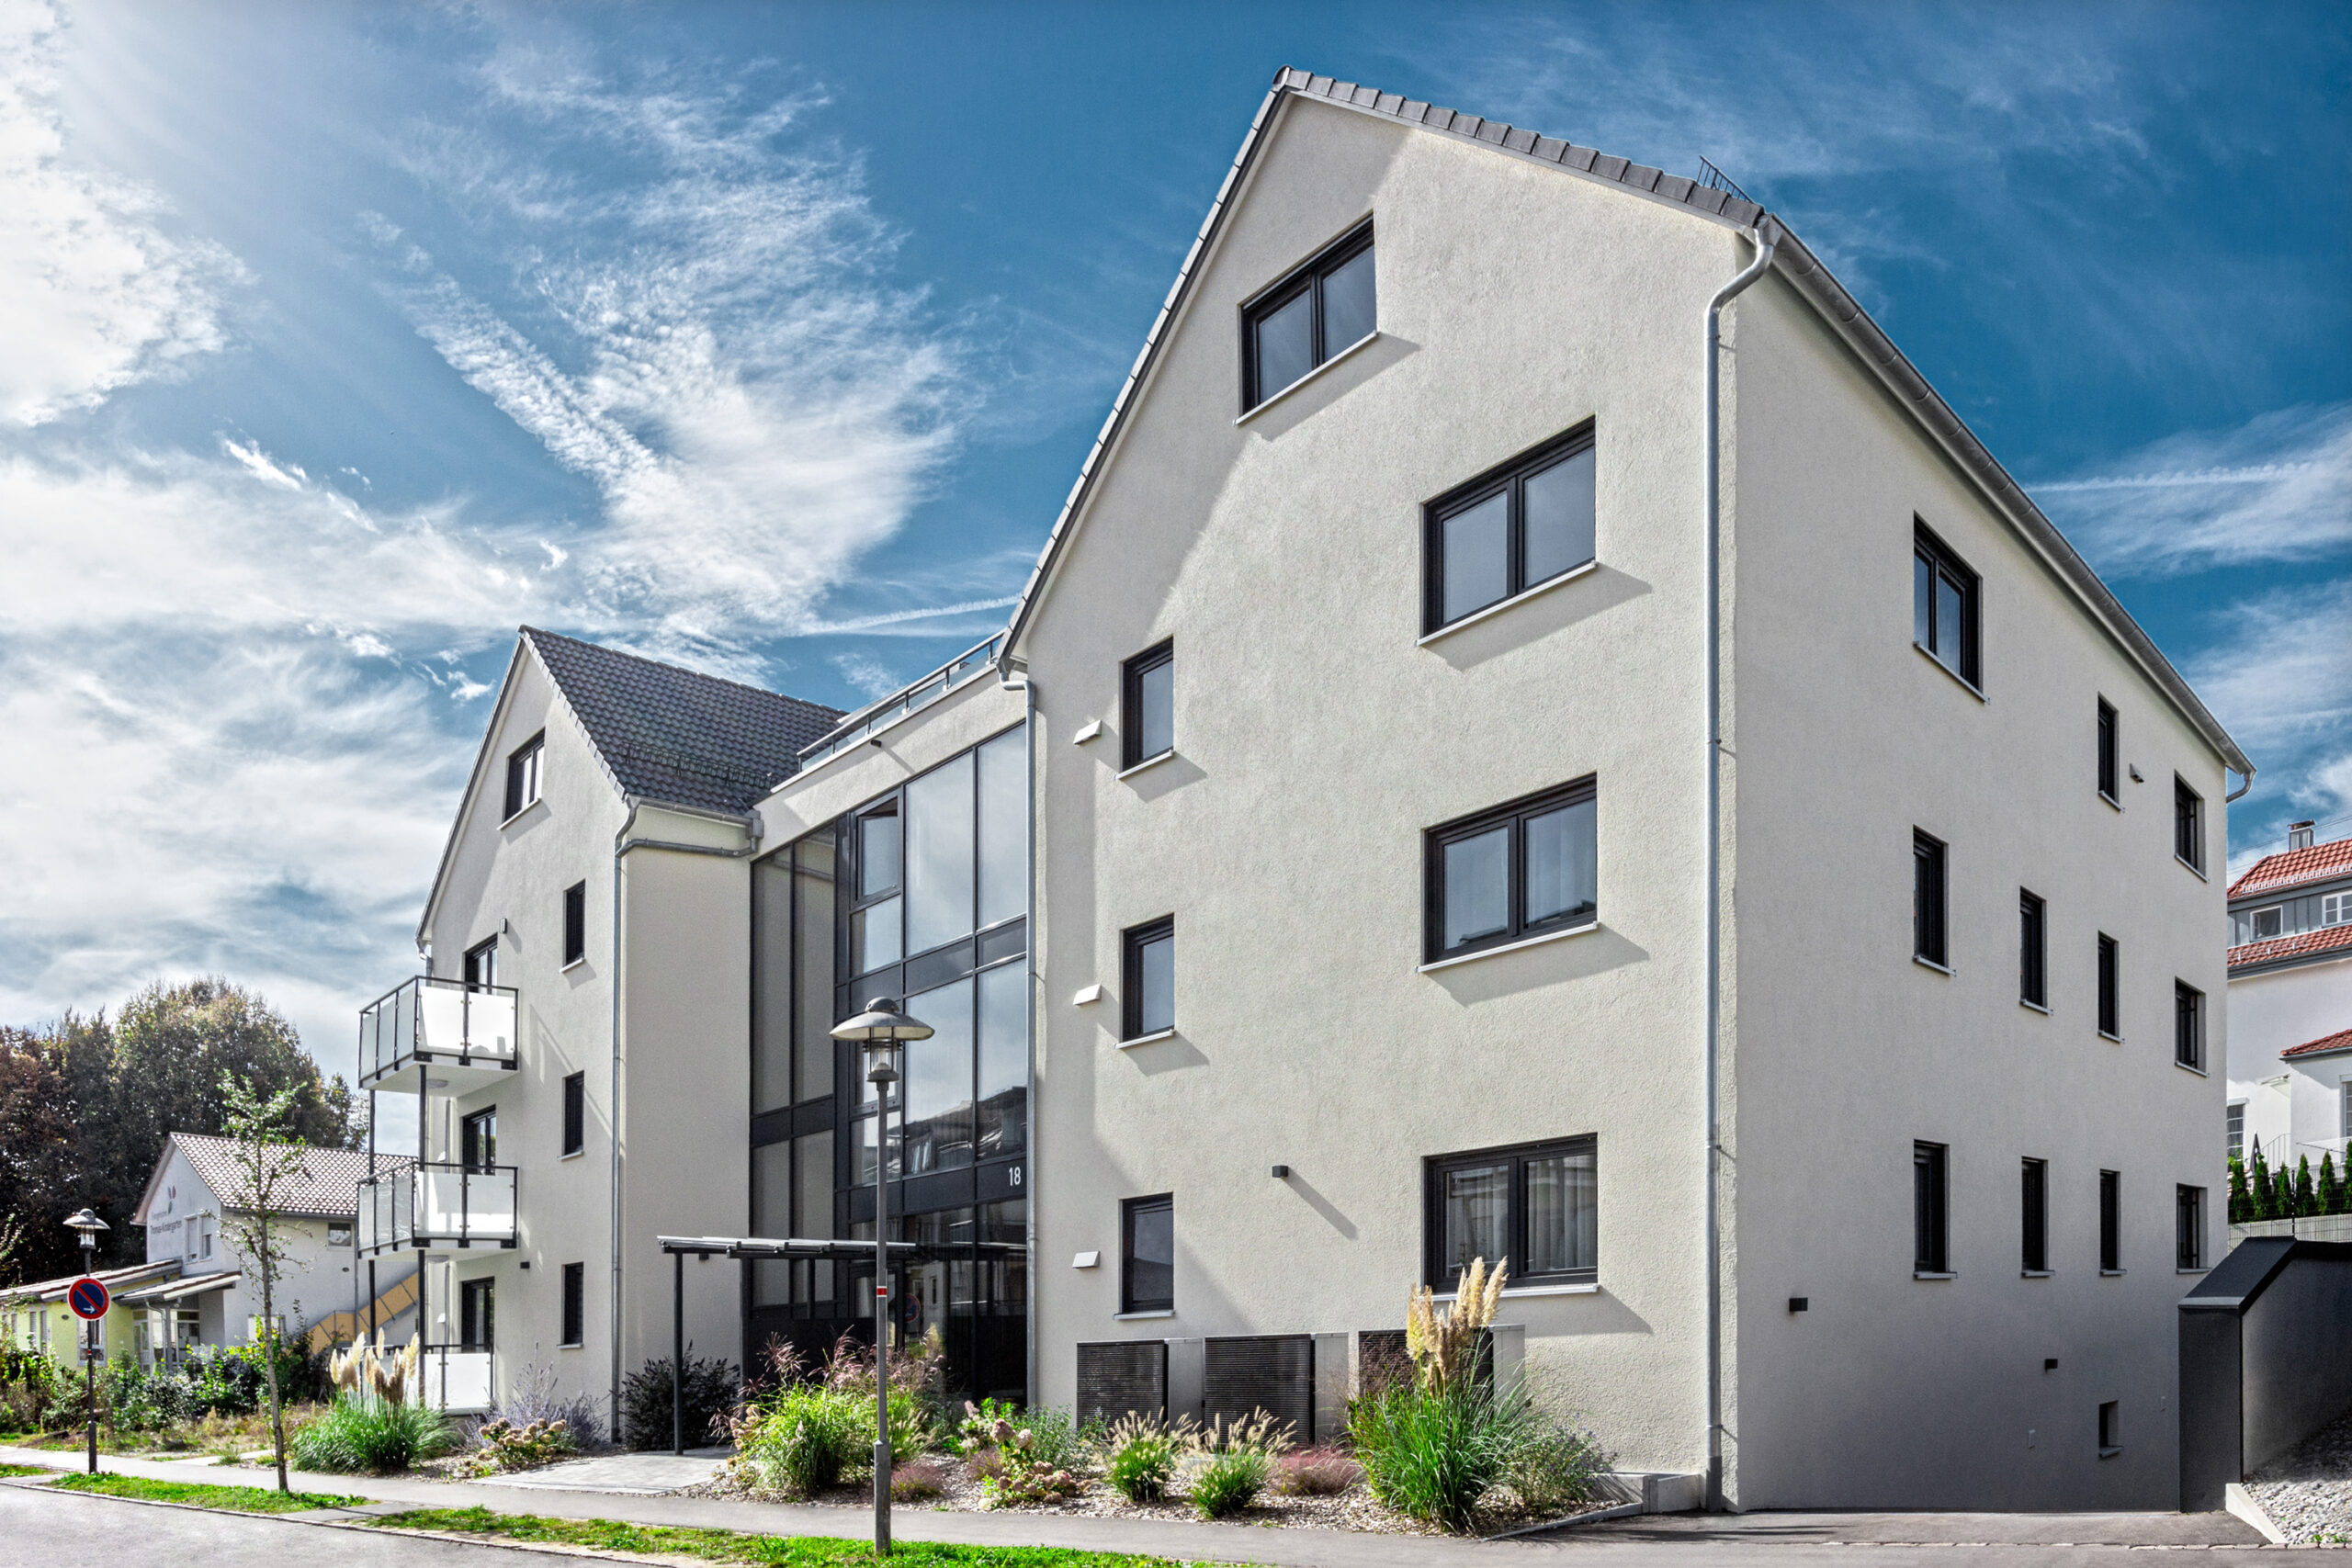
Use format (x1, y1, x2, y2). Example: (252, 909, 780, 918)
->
(2293, 1155, 2317, 1217)
(0, 1030, 83, 1282)
(215, 1072, 312, 1494)
(2227, 1156, 2249, 1225)
(2318, 1153, 2343, 1216)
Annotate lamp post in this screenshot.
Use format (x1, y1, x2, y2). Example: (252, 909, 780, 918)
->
(64, 1208, 107, 1474)
(830, 997, 934, 1557)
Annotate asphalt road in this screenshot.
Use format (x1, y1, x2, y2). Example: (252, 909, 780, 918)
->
(0, 1484, 490, 1568)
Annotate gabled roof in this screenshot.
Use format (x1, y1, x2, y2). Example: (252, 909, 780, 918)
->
(2230, 920, 2352, 976)
(2229, 836, 2352, 901)
(522, 628, 842, 816)
(137, 1134, 402, 1224)
(2282, 1026, 2352, 1062)
(0, 1259, 180, 1305)
(997, 66, 2252, 785)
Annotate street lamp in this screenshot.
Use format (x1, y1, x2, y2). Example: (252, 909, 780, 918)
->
(63, 1208, 107, 1474)
(830, 997, 934, 1557)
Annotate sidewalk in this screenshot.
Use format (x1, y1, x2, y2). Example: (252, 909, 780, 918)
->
(0, 1442, 2270, 1564)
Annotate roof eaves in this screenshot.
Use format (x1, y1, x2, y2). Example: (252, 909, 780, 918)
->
(416, 635, 557, 953)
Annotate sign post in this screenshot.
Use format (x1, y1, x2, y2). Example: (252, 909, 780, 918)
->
(68, 1275, 109, 1474)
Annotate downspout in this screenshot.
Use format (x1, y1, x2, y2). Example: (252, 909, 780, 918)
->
(995, 656, 1039, 1406)
(1703, 220, 1777, 1514)
(608, 802, 763, 1443)
(2225, 769, 2256, 805)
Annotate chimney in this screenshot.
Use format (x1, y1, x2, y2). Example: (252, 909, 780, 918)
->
(2288, 820, 2315, 852)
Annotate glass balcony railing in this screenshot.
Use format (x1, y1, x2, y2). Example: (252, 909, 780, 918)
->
(357, 976, 518, 1089)
(357, 1163, 518, 1256)
(408, 1347, 492, 1413)
(796, 633, 1005, 770)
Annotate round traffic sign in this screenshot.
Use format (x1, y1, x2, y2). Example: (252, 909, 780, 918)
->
(67, 1278, 108, 1320)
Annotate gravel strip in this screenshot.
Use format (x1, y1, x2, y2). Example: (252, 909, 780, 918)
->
(2246, 1406, 2352, 1545)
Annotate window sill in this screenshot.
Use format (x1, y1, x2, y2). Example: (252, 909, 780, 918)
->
(1116, 1028, 1178, 1051)
(2100, 791, 2123, 813)
(1913, 954, 1954, 976)
(1418, 921, 1600, 974)
(1415, 560, 1600, 647)
(499, 797, 547, 829)
(2177, 1267, 2209, 1275)
(1234, 331, 1380, 425)
(560, 1149, 585, 1161)
(2098, 1446, 2122, 1460)
(559, 1341, 583, 1350)
(1114, 1310, 1175, 1321)
(1115, 750, 1177, 781)
(1913, 643, 1986, 702)
(2100, 1269, 2126, 1278)
(560, 957, 587, 974)
(2021, 1269, 2053, 1279)
(2176, 1060, 2208, 1077)
(2098, 1031, 2123, 1044)
(2020, 998, 2051, 1015)
(1913, 1270, 1956, 1280)
(1433, 1281, 1598, 1301)
(2176, 856, 2208, 882)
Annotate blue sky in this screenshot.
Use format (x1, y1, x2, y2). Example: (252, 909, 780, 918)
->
(2, 0, 2346, 1072)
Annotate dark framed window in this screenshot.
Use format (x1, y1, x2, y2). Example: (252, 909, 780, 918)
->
(849, 796, 904, 976)
(2096, 699, 2118, 802)
(461, 1107, 497, 1170)
(463, 936, 498, 991)
(560, 1262, 584, 1347)
(1121, 1194, 1174, 1314)
(1913, 524, 1980, 687)
(2098, 1170, 2120, 1271)
(2019, 890, 2046, 1007)
(1913, 831, 1948, 967)
(2227, 1102, 2244, 1163)
(2021, 1158, 2048, 1272)
(1913, 1142, 1949, 1273)
(2174, 777, 2204, 871)
(2251, 906, 2282, 941)
(459, 1278, 494, 1352)
(1122, 641, 1174, 768)
(1240, 221, 1374, 411)
(2175, 982, 2204, 1071)
(1425, 779, 1597, 964)
(2097, 934, 2120, 1038)
(1122, 917, 1175, 1040)
(562, 880, 587, 965)
(503, 732, 544, 818)
(1422, 425, 1598, 634)
(327, 1224, 352, 1248)
(2098, 1401, 2120, 1454)
(562, 1071, 585, 1156)
(2176, 1184, 2204, 1270)
(1425, 1135, 1597, 1289)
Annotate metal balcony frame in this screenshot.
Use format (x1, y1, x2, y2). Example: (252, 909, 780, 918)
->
(796, 633, 1005, 770)
(356, 975, 521, 1089)
(356, 1162, 521, 1257)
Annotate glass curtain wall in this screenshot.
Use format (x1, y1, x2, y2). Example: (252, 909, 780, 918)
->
(748, 723, 1028, 1403)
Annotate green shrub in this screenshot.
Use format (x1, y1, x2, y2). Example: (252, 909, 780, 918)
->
(289, 1393, 455, 1473)
(1191, 1448, 1273, 1518)
(1102, 1415, 1183, 1503)
(460, 1416, 578, 1476)
(618, 1348, 739, 1451)
(1505, 1419, 1610, 1516)
(733, 1382, 867, 1496)
(1349, 1376, 1530, 1531)
(975, 1416, 1084, 1507)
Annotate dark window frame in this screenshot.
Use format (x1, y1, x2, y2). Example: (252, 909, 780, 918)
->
(2019, 889, 2046, 1008)
(459, 1277, 494, 1352)
(503, 731, 545, 819)
(2097, 699, 2119, 802)
(1121, 917, 1175, 1041)
(463, 936, 498, 991)
(1914, 830, 1949, 968)
(2175, 981, 2205, 1071)
(1121, 1192, 1174, 1314)
(2098, 1170, 2121, 1271)
(1121, 640, 1174, 769)
(1424, 777, 1599, 964)
(2097, 933, 2120, 1038)
(1913, 523, 1982, 688)
(1423, 1134, 1599, 1291)
(560, 1261, 585, 1348)
(2098, 1400, 2121, 1454)
(562, 880, 587, 966)
(561, 1071, 585, 1157)
(2177, 1184, 2204, 1270)
(2174, 777, 2204, 871)
(461, 1106, 497, 1171)
(1239, 220, 1374, 411)
(2021, 1157, 2049, 1272)
(1420, 423, 1599, 635)
(1914, 1142, 1950, 1274)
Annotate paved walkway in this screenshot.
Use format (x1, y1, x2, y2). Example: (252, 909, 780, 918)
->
(468, 1447, 731, 1495)
(0, 1442, 2273, 1565)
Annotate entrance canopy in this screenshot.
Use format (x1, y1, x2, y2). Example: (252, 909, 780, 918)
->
(656, 1234, 1022, 1261)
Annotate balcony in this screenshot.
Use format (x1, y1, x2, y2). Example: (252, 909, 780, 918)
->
(407, 1347, 492, 1413)
(358, 976, 518, 1093)
(357, 1163, 518, 1257)
(796, 633, 1004, 771)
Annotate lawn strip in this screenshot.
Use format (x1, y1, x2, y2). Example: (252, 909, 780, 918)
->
(0, 1463, 49, 1477)
(49, 1470, 369, 1512)
(366, 1505, 1227, 1566)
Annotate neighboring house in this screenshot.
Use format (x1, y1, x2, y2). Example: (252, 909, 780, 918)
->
(2225, 821, 2352, 1172)
(130, 1133, 393, 1363)
(0, 1260, 179, 1366)
(372, 68, 2252, 1511)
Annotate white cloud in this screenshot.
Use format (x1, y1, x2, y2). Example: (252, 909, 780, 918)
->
(0, 0, 241, 425)
(2040, 403, 2352, 576)
(2188, 576, 2352, 874)
(829, 651, 905, 700)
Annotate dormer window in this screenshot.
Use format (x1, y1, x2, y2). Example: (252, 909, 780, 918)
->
(2252, 907, 2282, 941)
(503, 732, 545, 818)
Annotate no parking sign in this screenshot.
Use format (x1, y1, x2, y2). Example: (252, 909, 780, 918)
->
(68, 1277, 108, 1320)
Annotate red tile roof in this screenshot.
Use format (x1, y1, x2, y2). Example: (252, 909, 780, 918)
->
(2229, 921, 2352, 972)
(2229, 836, 2352, 899)
(2283, 1026, 2352, 1061)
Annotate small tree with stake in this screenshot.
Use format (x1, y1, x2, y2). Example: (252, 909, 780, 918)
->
(216, 1072, 311, 1493)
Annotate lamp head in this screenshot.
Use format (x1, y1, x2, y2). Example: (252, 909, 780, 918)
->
(64, 1207, 107, 1242)
(829, 998, 935, 1045)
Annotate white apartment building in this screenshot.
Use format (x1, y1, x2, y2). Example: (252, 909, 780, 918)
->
(372, 68, 2251, 1507)
(2226, 822, 2352, 1173)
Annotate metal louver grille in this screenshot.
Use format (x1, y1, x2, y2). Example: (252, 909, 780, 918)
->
(1204, 1334, 1315, 1443)
(1076, 1340, 1167, 1426)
